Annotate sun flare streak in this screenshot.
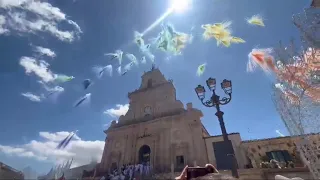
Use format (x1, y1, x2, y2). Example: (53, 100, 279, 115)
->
(171, 0, 191, 13)
(142, 8, 174, 36)
(142, 0, 191, 36)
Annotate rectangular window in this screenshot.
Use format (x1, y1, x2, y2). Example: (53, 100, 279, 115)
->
(176, 156, 185, 166)
(265, 150, 292, 163)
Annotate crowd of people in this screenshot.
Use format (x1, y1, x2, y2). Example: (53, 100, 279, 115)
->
(96, 163, 305, 180)
(100, 162, 152, 180)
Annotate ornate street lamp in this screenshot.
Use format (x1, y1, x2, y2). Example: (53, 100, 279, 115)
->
(195, 85, 206, 100)
(221, 79, 232, 95)
(195, 78, 239, 178)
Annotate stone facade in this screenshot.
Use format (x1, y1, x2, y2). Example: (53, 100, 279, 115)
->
(100, 68, 209, 173)
(65, 163, 97, 179)
(0, 161, 24, 180)
(99, 68, 315, 179)
(241, 133, 320, 169)
(311, 0, 320, 7)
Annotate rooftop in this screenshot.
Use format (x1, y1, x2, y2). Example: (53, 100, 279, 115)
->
(311, 0, 320, 7)
(203, 132, 240, 139)
(242, 132, 320, 143)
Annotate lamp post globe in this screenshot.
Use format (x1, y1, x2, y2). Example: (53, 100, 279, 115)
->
(195, 85, 206, 100)
(206, 77, 216, 90)
(221, 79, 232, 94)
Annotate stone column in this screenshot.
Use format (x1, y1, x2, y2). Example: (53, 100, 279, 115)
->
(155, 132, 160, 171)
(189, 124, 197, 165)
(129, 133, 134, 164)
(153, 139, 156, 170)
(133, 133, 138, 164)
(159, 129, 165, 171)
(100, 137, 108, 171)
(168, 120, 174, 171)
(171, 163, 174, 178)
(123, 135, 128, 164)
(105, 138, 114, 171)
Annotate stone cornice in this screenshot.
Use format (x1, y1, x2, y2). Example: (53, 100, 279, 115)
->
(203, 132, 240, 139)
(128, 82, 173, 98)
(241, 132, 320, 143)
(201, 124, 210, 136)
(104, 109, 186, 134)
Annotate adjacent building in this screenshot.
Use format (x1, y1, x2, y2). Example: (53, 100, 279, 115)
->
(65, 162, 98, 179)
(311, 0, 320, 7)
(0, 161, 24, 180)
(22, 166, 38, 180)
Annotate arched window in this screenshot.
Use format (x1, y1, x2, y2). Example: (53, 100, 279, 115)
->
(147, 79, 152, 88)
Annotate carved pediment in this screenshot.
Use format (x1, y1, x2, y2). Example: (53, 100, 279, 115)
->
(137, 132, 152, 139)
(105, 68, 204, 131)
(106, 109, 185, 131)
(172, 142, 189, 149)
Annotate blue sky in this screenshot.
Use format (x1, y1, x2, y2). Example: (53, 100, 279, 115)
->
(0, 0, 311, 174)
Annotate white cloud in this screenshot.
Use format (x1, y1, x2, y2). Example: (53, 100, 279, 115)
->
(0, 0, 27, 8)
(39, 131, 80, 142)
(0, 145, 47, 161)
(38, 81, 64, 94)
(0, 131, 104, 168)
(21, 92, 42, 102)
(34, 46, 56, 58)
(24, 1, 66, 21)
(275, 130, 285, 137)
(19, 56, 56, 83)
(104, 104, 129, 117)
(0, 0, 82, 42)
(0, 15, 8, 34)
(6, 12, 75, 41)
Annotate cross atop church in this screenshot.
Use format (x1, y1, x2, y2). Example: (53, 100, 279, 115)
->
(151, 63, 156, 71)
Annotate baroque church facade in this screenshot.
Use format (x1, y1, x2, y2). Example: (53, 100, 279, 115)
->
(98, 68, 316, 178)
(99, 68, 210, 173)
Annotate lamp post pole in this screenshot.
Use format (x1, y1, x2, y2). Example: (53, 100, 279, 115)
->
(195, 78, 239, 178)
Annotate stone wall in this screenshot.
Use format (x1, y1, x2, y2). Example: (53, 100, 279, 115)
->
(238, 169, 263, 180)
(241, 134, 320, 168)
(311, 0, 320, 7)
(101, 107, 208, 173)
(237, 168, 311, 180)
(152, 172, 180, 180)
(0, 162, 23, 180)
(239, 168, 310, 180)
(262, 168, 312, 180)
(138, 168, 311, 180)
(65, 163, 97, 179)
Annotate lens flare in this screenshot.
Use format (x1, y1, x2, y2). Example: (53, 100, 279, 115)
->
(171, 0, 191, 13)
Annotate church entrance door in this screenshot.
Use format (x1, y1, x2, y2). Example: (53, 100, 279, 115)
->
(139, 145, 151, 164)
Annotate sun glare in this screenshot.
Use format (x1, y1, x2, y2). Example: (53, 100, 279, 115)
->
(142, 0, 192, 36)
(171, 0, 191, 13)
